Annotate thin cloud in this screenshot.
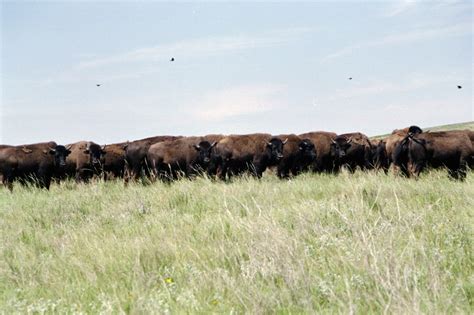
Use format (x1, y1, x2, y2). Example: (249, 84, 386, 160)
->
(189, 84, 287, 122)
(323, 22, 471, 62)
(323, 72, 465, 103)
(77, 27, 314, 69)
(384, 0, 418, 17)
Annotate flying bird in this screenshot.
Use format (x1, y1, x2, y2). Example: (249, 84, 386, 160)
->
(457, 85, 462, 89)
(96, 84, 101, 87)
(348, 77, 353, 80)
(170, 57, 175, 62)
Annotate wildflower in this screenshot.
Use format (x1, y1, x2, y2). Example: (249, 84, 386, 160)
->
(165, 277, 174, 284)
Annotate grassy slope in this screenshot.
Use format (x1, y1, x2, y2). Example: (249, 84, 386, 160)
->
(1, 171, 473, 313)
(371, 121, 474, 139)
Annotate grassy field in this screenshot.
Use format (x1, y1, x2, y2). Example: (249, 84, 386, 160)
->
(1, 170, 473, 313)
(371, 121, 474, 139)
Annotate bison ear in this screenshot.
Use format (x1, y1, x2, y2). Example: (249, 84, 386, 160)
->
(193, 144, 200, 151)
(83, 149, 90, 154)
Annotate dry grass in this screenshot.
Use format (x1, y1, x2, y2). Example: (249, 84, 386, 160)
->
(0, 170, 473, 313)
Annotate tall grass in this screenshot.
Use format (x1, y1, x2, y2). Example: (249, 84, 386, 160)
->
(0, 170, 472, 313)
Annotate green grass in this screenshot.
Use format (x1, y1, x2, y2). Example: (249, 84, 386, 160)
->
(371, 121, 474, 139)
(1, 170, 473, 313)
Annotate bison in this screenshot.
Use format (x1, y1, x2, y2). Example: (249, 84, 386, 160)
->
(124, 135, 181, 183)
(102, 142, 128, 180)
(146, 137, 218, 181)
(370, 138, 389, 172)
(401, 131, 473, 180)
(275, 134, 316, 178)
(330, 132, 372, 172)
(298, 131, 337, 172)
(387, 126, 423, 176)
(64, 141, 107, 182)
(0, 142, 71, 191)
(213, 133, 286, 180)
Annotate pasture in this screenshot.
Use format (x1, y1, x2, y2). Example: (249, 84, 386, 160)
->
(1, 170, 472, 313)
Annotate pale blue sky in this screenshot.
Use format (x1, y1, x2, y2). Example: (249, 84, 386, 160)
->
(1, 0, 472, 145)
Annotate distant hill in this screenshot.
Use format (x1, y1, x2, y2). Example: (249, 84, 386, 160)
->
(372, 121, 474, 139)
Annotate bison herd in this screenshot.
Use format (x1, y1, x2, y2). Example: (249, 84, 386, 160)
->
(0, 126, 473, 191)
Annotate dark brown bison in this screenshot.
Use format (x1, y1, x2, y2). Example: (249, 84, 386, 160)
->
(387, 126, 423, 176)
(330, 132, 372, 172)
(213, 133, 286, 180)
(274, 134, 316, 178)
(298, 131, 337, 172)
(124, 135, 181, 183)
(146, 137, 218, 180)
(64, 141, 106, 182)
(103, 142, 128, 180)
(370, 138, 389, 172)
(0, 142, 71, 191)
(399, 131, 473, 180)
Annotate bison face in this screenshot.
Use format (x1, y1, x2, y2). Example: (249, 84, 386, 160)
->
(194, 141, 217, 165)
(331, 138, 352, 159)
(50, 145, 71, 168)
(266, 138, 286, 163)
(84, 144, 106, 166)
(299, 139, 317, 161)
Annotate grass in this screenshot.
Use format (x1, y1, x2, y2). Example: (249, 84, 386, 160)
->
(0, 170, 473, 313)
(371, 121, 474, 139)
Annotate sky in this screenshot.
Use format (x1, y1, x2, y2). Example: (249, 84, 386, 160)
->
(1, 0, 472, 145)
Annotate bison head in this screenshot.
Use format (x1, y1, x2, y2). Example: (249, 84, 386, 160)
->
(193, 141, 217, 165)
(331, 137, 352, 159)
(408, 125, 423, 136)
(266, 138, 286, 163)
(84, 143, 106, 166)
(299, 139, 317, 161)
(50, 145, 71, 168)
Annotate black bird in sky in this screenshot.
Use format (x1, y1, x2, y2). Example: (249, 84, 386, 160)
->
(96, 84, 101, 87)
(457, 85, 462, 89)
(170, 57, 175, 62)
(348, 77, 352, 80)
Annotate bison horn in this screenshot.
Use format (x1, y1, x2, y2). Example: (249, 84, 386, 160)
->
(282, 138, 288, 145)
(102, 144, 107, 150)
(193, 144, 201, 150)
(211, 141, 217, 148)
(331, 139, 336, 144)
(347, 137, 352, 144)
(65, 144, 72, 150)
(21, 147, 33, 154)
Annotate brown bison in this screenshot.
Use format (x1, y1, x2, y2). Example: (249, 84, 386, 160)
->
(0, 142, 71, 191)
(146, 137, 218, 180)
(298, 131, 337, 172)
(213, 133, 286, 180)
(330, 132, 372, 172)
(102, 142, 128, 180)
(124, 135, 181, 183)
(398, 131, 473, 180)
(387, 126, 423, 176)
(64, 141, 106, 182)
(275, 134, 316, 178)
(369, 138, 389, 172)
